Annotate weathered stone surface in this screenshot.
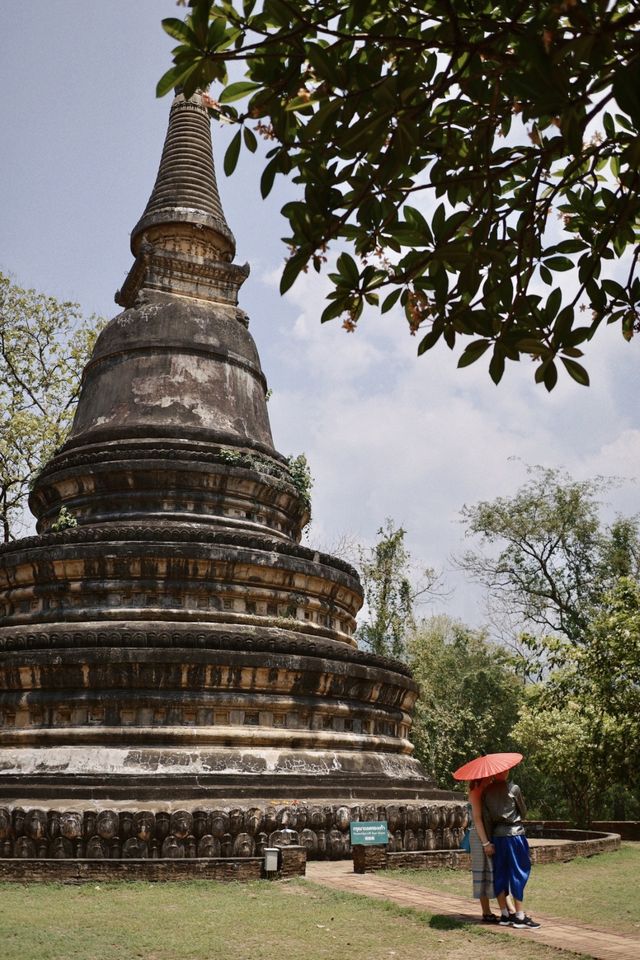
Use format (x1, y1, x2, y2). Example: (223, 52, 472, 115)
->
(0, 90, 460, 863)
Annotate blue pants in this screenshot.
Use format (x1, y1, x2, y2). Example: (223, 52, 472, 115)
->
(492, 835, 531, 901)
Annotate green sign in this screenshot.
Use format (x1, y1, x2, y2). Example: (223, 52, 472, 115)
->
(350, 821, 389, 845)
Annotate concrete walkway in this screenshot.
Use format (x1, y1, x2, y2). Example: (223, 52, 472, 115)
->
(305, 861, 640, 960)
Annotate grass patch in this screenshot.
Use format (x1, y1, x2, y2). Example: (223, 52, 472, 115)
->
(390, 842, 640, 934)
(0, 877, 577, 960)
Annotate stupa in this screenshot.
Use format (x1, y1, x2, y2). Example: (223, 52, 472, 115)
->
(0, 91, 462, 862)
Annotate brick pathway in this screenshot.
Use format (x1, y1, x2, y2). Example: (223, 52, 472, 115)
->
(305, 861, 640, 960)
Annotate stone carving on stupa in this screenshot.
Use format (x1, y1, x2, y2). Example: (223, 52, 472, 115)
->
(0, 90, 462, 863)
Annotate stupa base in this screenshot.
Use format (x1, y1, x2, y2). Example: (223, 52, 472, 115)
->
(0, 793, 467, 862)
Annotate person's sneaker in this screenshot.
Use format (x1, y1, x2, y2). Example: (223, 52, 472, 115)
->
(482, 913, 500, 924)
(513, 915, 541, 929)
(499, 913, 517, 925)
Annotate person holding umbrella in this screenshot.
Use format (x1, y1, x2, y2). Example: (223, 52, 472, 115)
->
(466, 773, 503, 922)
(482, 764, 541, 929)
(454, 752, 539, 928)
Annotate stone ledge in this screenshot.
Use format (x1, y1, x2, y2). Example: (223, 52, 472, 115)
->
(0, 521, 358, 581)
(528, 819, 640, 842)
(0, 622, 413, 679)
(0, 845, 306, 883)
(352, 829, 621, 873)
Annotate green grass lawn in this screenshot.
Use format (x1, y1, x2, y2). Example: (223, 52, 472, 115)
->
(391, 842, 640, 934)
(0, 877, 577, 960)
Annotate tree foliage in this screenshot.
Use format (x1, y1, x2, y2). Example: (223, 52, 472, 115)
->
(513, 577, 640, 824)
(356, 518, 440, 659)
(0, 273, 102, 541)
(513, 697, 619, 826)
(408, 615, 523, 789)
(458, 466, 640, 659)
(161, 0, 640, 388)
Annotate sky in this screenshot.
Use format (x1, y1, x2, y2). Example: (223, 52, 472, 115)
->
(1, 2, 638, 630)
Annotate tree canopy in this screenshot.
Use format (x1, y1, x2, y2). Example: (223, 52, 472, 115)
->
(356, 518, 440, 659)
(408, 615, 523, 789)
(160, 0, 640, 388)
(458, 465, 640, 659)
(0, 273, 101, 541)
(513, 577, 640, 825)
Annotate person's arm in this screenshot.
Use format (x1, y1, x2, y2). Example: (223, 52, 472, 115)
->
(471, 788, 494, 856)
(512, 783, 527, 820)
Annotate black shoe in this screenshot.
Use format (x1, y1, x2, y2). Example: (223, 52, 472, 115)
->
(499, 913, 517, 926)
(482, 913, 500, 924)
(513, 915, 541, 929)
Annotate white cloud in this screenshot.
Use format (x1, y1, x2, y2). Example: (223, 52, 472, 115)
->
(261, 268, 640, 626)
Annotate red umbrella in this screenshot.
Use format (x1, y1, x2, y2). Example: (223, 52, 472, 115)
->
(452, 752, 523, 781)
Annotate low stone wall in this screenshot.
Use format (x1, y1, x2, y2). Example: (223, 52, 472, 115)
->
(528, 830, 620, 864)
(0, 845, 306, 883)
(593, 821, 640, 841)
(353, 828, 620, 874)
(353, 846, 471, 873)
(529, 820, 640, 842)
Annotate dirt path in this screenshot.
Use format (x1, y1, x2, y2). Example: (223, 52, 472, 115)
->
(305, 861, 640, 960)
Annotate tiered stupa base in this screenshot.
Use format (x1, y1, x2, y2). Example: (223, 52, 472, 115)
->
(0, 89, 467, 866)
(0, 798, 467, 862)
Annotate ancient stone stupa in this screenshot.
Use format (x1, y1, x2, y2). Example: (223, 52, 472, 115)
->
(0, 92, 461, 861)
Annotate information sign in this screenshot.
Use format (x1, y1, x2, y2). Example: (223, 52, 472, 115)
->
(349, 821, 389, 845)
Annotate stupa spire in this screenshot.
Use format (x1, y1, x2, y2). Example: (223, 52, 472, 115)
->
(116, 90, 248, 308)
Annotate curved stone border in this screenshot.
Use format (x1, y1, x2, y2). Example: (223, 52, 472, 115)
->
(527, 828, 621, 864)
(529, 819, 640, 842)
(353, 828, 621, 873)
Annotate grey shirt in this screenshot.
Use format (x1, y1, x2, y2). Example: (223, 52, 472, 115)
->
(482, 780, 527, 838)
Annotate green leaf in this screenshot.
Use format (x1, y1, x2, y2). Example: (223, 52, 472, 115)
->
(417, 326, 442, 355)
(546, 287, 562, 320)
(602, 113, 615, 139)
(243, 126, 258, 153)
(224, 130, 242, 176)
(612, 60, 640, 129)
(307, 43, 341, 86)
(544, 360, 558, 392)
(321, 299, 346, 323)
(489, 348, 505, 385)
(220, 81, 262, 104)
(190, 0, 212, 45)
(336, 253, 360, 286)
(602, 279, 627, 301)
(381, 289, 401, 314)
(156, 64, 194, 98)
(554, 306, 575, 341)
(161, 18, 197, 45)
(260, 156, 279, 198)
(207, 16, 227, 47)
(280, 251, 309, 295)
(544, 256, 574, 271)
(458, 339, 490, 368)
(561, 357, 590, 386)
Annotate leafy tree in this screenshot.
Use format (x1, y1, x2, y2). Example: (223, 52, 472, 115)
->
(513, 697, 624, 827)
(356, 519, 440, 659)
(0, 273, 102, 541)
(408, 614, 523, 789)
(458, 466, 640, 663)
(577, 575, 640, 723)
(160, 1, 640, 389)
(513, 577, 640, 824)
